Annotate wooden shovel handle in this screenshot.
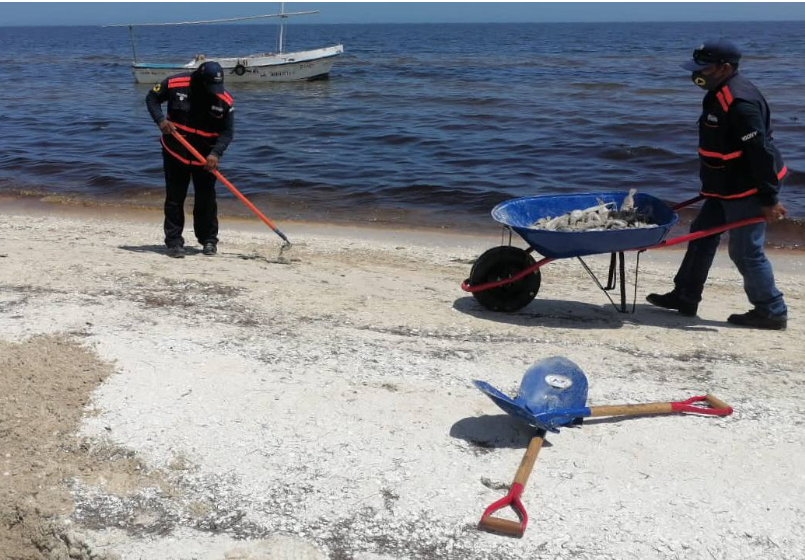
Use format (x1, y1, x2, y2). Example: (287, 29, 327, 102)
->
(589, 394, 733, 418)
(513, 435, 544, 487)
(478, 516, 525, 536)
(704, 394, 731, 410)
(589, 402, 674, 417)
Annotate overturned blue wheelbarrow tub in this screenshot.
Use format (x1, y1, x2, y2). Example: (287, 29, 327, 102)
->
(461, 191, 762, 313)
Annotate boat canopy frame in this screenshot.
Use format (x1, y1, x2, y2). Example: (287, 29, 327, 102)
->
(105, 3, 320, 63)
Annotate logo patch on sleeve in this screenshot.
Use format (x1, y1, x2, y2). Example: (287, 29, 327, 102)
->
(152, 83, 161, 93)
(741, 131, 758, 142)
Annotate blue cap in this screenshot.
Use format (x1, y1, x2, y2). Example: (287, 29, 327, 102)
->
(193, 61, 225, 94)
(682, 40, 742, 71)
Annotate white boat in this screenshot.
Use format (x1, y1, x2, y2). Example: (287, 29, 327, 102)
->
(109, 3, 344, 84)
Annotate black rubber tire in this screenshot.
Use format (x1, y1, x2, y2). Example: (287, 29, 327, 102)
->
(468, 246, 541, 312)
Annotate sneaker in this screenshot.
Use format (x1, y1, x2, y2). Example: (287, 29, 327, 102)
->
(167, 246, 185, 259)
(727, 309, 787, 331)
(646, 291, 698, 317)
(202, 242, 217, 256)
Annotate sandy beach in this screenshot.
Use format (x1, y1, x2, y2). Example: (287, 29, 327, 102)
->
(2, 201, 805, 560)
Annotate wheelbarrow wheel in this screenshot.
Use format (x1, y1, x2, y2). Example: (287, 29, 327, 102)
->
(469, 246, 541, 312)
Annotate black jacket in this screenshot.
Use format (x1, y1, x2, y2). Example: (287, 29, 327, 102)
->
(697, 73, 786, 205)
(146, 73, 234, 165)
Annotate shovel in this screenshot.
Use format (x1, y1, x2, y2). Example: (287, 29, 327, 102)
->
(478, 430, 545, 538)
(473, 357, 733, 434)
(169, 129, 291, 247)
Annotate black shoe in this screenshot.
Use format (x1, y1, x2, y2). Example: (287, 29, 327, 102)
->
(727, 309, 787, 330)
(646, 291, 698, 317)
(167, 246, 185, 259)
(202, 242, 217, 256)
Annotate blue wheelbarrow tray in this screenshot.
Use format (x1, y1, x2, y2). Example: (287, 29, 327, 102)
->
(491, 192, 679, 259)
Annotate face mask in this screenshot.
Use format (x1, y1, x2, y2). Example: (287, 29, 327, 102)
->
(691, 70, 722, 91)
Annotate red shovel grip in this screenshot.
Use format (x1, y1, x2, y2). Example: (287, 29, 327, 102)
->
(670, 394, 733, 416)
(478, 435, 544, 537)
(478, 483, 527, 536)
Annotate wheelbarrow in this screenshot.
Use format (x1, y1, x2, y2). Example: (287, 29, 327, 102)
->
(461, 192, 765, 313)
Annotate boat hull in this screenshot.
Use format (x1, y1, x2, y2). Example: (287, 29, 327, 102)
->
(132, 45, 344, 84)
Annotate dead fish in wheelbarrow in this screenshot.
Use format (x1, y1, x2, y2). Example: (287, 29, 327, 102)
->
(530, 188, 654, 232)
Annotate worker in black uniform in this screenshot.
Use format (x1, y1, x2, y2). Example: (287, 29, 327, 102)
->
(647, 40, 789, 330)
(146, 61, 234, 258)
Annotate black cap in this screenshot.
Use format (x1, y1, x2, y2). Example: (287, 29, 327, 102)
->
(682, 40, 742, 71)
(194, 61, 225, 94)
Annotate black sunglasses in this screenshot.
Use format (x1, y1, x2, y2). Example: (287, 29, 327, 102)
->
(693, 49, 720, 64)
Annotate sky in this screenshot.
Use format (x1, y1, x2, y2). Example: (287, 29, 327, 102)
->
(2, 2, 805, 26)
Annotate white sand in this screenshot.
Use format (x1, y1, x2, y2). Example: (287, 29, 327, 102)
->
(1, 203, 804, 560)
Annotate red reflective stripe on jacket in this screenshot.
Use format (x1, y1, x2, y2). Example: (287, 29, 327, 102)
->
(698, 147, 743, 161)
(173, 122, 220, 138)
(160, 136, 204, 166)
(778, 166, 788, 180)
(721, 85, 734, 105)
(700, 188, 758, 200)
(715, 92, 730, 112)
(217, 92, 233, 106)
(168, 78, 191, 88)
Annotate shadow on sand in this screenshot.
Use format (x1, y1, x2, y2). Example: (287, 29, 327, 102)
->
(449, 414, 555, 450)
(453, 295, 733, 332)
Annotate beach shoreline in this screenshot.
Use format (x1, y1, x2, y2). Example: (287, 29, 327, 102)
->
(3, 188, 805, 251)
(1, 204, 804, 560)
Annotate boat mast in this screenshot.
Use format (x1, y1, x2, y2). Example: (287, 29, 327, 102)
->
(128, 25, 138, 63)
(277, 2, 287, 54)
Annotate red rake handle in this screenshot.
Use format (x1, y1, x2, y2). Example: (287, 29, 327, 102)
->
(478, 435, 544, 537)
(169, 129, 291, 245)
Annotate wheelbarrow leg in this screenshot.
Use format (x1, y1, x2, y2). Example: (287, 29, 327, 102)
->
(618, 252, 627, 313)
(580, 252, 630, 314)
(607, 252, 628, 313)
(606, 253, 617, 290)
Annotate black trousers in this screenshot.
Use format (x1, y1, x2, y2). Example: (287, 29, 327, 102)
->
(162, 150, 219, 247)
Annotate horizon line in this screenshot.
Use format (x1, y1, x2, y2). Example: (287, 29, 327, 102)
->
(2, 19, 805, 28)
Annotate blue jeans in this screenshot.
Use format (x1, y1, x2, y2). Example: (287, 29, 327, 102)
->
(674, 196, 787, 317)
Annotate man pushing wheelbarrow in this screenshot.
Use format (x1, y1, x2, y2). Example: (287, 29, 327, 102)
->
(462, 40, 789, 331)
(646, 40, 789, 330)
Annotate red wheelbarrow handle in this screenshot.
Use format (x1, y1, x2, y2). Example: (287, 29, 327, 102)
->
(657, 195, 766, 249)
(648, 217, 765, 251)
(478, 434, 544, 537)
(671, 195, 705, 211)
(461, 257, 553, 293)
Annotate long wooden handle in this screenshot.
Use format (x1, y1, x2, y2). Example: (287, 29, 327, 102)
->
(513, 435, 544, 487)
(705, 394, 731, 410)
(478, 517, 524, 536)
(589, 402, 674, 417)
